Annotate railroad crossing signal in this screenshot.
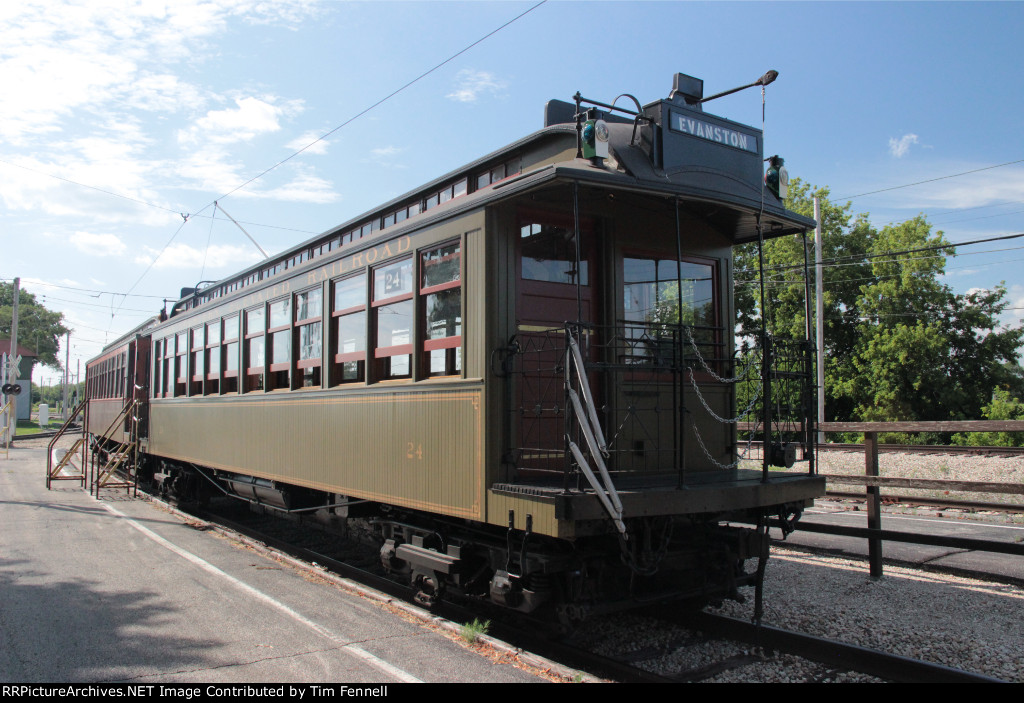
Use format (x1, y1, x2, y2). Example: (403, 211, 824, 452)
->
(1, 353, 21, 381)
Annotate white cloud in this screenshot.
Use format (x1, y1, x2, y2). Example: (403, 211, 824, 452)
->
(134, 242, 264, 270)
(445, 69, 507, 103)
(180, 96, 304, 146)
(888, 133, 919, 158)
(69, 231, 127, 257)
(258, 172, 339, 204)
(371, 145, 402, 158)
(286, 131, 330, 155)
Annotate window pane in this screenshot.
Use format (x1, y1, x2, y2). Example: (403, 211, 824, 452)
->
(271, 330, 290, 364)
(374, 259, 413, 300)
(224, 315, 239, 340)
(421, 243, 460, 288)
(376, 300, 413, 349)
(225, 342, 239, 371)
(270, 299, 290, 328)
(520, 222, 589, 285)
(341, 361, 363, 381)
(299, 322, 322, 361)
(623, 256, 716, 345)
(338, 312, 366, 354)
(249, 337, 264, 368)
(207, 322, 220, 345)
(208, 348, 220, 374)
(425, 289, 461, 339)
(429, 347, 461, 376)
(334, 273, 366, 311)
(296, 289, 322, 321)
(247, 307, 264, 334)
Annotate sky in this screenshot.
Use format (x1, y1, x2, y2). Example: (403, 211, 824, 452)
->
(2, 0, 1023, 385)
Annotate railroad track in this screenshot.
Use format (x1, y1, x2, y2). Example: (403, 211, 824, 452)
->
(149, 489, 1008, 683)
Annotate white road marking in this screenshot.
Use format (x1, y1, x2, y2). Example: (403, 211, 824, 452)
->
(96, 500, 424, 683)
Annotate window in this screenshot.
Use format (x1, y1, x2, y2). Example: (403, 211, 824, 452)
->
(205, 321, 221, 395)
(223, 315, 240, 394)
(161, 335, 174, 397)
(520, 221, 589, 285)
(295, 287, 323, 388)
(175, 332, 188, 396)
(245, 306, 265, 392)
(623, 254, 718, 362)
(373, 258, 413, 380)
(152, 340, 162, 398)
(332, 273, 366, 385)
(267, 298, 290, 390)
(420, 242, 462, 377)
(190, 327, 204, 395)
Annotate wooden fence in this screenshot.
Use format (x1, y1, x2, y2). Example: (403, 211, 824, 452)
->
(812, 421, 1024, 577)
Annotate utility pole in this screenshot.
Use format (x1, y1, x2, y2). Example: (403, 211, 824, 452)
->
(62, 331, 70, 420)
(814, 198, 825, 445)
(4, 278, 20, 445)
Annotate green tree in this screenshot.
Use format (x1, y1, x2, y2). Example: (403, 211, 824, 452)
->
(735, 181, 1024, 429)
(0, 282, 70, 370)
(952, 389, 1024, 447)
(735, 179, 873, 421)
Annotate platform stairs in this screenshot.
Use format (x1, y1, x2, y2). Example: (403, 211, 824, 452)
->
(91, 398, 140, 496)
(45, 399, 90, 488)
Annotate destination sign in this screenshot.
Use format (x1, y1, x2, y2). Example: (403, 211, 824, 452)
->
(669, 111, 758, 153)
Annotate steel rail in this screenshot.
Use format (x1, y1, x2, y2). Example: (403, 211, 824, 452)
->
(673, 611, 1007, 683)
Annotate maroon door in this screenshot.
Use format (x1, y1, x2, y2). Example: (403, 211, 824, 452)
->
(513, 213, 598, 476)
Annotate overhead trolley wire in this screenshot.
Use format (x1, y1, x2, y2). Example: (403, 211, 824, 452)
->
(208, 0, 549, 207)
(115, 0, 549, 319)
(836, 158, 1024, 201)
(736, 232, 1024, 277)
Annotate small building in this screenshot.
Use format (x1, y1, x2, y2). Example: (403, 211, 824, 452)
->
(0, 340, 38, 421)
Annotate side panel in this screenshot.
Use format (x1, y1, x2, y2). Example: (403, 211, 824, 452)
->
(149, 384, 484, 520)
(87, 398, 130, 443)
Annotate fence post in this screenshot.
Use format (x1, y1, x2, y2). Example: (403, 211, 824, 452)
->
(864, 431, 883, 577)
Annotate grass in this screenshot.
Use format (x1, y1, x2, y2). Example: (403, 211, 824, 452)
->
(459, 618, 490, 644)
(14, 419, 52, 436)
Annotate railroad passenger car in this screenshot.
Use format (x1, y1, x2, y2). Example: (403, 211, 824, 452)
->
(86, 73, 824, 622)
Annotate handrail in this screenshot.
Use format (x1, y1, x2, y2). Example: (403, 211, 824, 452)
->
(564, 329, 627, 538)
(93, 398, 139, 494)
(46, 399, 88, 488)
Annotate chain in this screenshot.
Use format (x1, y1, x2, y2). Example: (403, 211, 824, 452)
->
(691, 416, 761, 470)
(683, 325, 760, 384)
(688, 367, 762, 424)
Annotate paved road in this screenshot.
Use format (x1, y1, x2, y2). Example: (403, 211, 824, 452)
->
(784, 498, 1024, 582)
(0, 446, 549, 684)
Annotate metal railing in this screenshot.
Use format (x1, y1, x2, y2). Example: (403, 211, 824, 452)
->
(46, 399, 88, 488)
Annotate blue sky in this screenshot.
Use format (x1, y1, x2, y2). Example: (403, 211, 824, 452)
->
(2, 1, 1022, 384)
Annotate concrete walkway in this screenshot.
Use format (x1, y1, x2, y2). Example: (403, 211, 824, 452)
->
(0, 444, 551, 684)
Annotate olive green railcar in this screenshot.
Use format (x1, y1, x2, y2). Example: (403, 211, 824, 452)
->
(92, 73, 825, 617)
